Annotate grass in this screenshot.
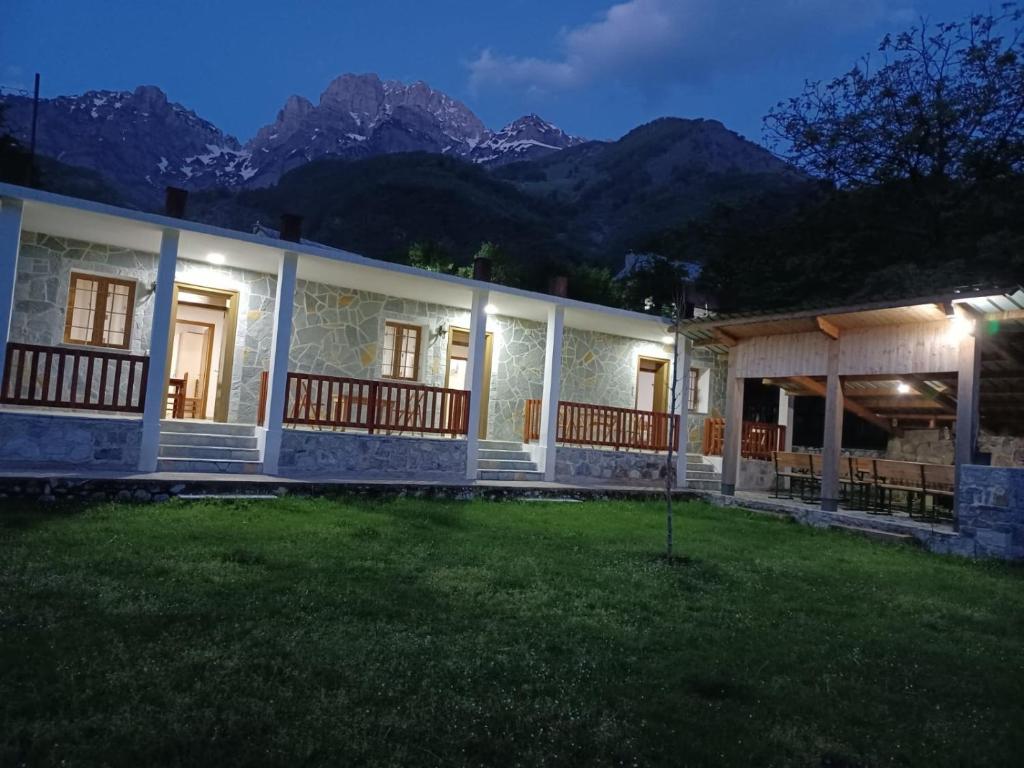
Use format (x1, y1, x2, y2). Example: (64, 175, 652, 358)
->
(1, 497, 1022, 767)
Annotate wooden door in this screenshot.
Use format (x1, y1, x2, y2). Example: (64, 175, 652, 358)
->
(446, 328, 493, 438)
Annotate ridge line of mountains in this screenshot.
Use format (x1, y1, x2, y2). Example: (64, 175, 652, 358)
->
(1, 72, 807, 275)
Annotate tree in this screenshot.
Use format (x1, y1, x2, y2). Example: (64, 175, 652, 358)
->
(407, 240, 455, 274)
(764, 6, 1024, 186)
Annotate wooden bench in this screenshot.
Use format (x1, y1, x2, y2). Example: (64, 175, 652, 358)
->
(771, 452, 955, 518)
(773, 451, 817, 500)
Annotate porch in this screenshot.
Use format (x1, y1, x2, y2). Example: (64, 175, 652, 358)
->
(677, 288, 1024, 550)
(0, 184, 685, 486)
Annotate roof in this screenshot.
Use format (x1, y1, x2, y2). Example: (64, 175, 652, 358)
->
(0, 183, 672, 342)
(680, 288, 1024, 435)
(679, 287, 1024, 350)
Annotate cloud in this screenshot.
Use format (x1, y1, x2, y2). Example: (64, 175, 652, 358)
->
(468, 0, 911, 95)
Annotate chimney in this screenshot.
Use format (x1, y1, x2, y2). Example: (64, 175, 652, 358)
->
(473, 257, 491, 282)
(164, 187, 188, 218)
(280, 213, 303, 243)
(548, 275, 568, 298)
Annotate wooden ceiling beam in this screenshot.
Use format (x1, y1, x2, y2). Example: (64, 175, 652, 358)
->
(791, 375, 899, 435)
(816, 316, 840, 340)
(712, 328, 738, 348)
(902, 375, 958, 413)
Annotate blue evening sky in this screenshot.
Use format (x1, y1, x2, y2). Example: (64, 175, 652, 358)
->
(1, 0, 978, 144)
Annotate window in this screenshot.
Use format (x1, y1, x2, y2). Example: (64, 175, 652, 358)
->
(688, 368, 699, 411)
(63, 273, 136, 349)
(381, 321, 421, 380)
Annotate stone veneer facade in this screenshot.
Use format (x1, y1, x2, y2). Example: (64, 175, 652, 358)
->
(554, 446, 668, 485)
(278, 429, 467, 481)
(887, 428, 1024, 468)
(955, 465, 1024, 559)
(0, 411, 142, 470)
(12, 231, 688, 445)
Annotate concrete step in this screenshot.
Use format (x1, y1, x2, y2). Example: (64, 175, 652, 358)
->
(479, 440, 526, 451)
(478, 449, 533, 461)
(478, 469, 546, 482)
(158, 432, 258, 449)
(160, 420, 255, 437)
(687, 463, 712, 472)
(687, 470, 722, 481)
(156, 458, 264, 474)
(830, 523, 919, 546)
(159, 444, 262, 461)
(687, 479, 722, 491)
(478, 459, 539, 471)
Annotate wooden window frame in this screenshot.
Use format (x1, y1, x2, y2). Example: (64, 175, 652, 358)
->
(381, 321, 422, 382)
(63, 272, 137, 350)
(688, 368, 699, 411)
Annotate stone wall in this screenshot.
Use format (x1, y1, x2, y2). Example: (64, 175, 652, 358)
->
(555, 446, 668, 485)
(560, 328, 674, 410)
(886, 429, 1024, 468)
(12, 232, 159, 355)
(278, 428, 468, 481)
(0, 410, 141, 470)
(12, 232, 278, 426)
(685, 347, 727, 454)
(737, 458, 775, 491)
(956, 465, 1024, 559)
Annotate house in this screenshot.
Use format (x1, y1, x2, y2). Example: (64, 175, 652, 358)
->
(0, 183, 729, 486)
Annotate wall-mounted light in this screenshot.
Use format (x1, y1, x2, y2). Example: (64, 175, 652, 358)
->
(206, 252, 226, 265)
(484, 304, 498, 315)
(949, 314, 975, 339)
(662, 335, 675, 345)
(896, 382, 911, 394)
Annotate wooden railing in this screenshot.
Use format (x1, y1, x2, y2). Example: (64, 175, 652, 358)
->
(523, 399, 680, 452)
(257, 370, 470, 436)
(0, 342, 148, 413)
(702, 417, 786, 460)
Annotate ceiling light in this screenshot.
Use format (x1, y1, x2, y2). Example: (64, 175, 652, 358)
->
(484, 304, 498, 315)
(896, 382, 911, 394)
(206, 252, 226, 265)
(949, 314, 974, 339)
(662, 335, 675, 344)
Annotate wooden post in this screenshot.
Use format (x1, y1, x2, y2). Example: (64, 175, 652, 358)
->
(464, 288, 489, 480)
(673, 337, 692, 488)
(260, 250, 298, 474)
(539, 304, 564, 481)
(820, 339, 843, 512)
(720, 349, 743, 496)
(0, 198, 24, 390)
(954, 316, 981, 519)
(138, 229, 179, 472)
(778, 388, 794, 451)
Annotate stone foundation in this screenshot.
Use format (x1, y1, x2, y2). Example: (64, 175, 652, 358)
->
(278, 429, 468, 481)
(555, 446, 668, 485)
(0, 410, 142, 471)
(886, 429, 1024, 467)
(956, 465, 1024, 559)
(737, 458, 774, 491)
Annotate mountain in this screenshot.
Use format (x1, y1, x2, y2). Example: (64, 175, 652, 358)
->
(191, 153, 581, 289)
(0, 74, 583, 203)
(467, 114, 585, 166)
(495, 117, 805, 258)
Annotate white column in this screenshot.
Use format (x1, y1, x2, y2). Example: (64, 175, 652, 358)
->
(138, 228, 180, 472)
(260, 251, 298, 475)
(720, 349, 743, 496)
(673, 337, 692, 488)
(0, 198, 24, 388)
(539, 304, 564, 481)
(954, 317, 981, 518)
(464, 288, 489, 480)
(820, 340, 843, 512)
(778, 388, 795, 451)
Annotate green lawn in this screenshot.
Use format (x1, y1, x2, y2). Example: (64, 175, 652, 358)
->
(1, 497, 1022, 767)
